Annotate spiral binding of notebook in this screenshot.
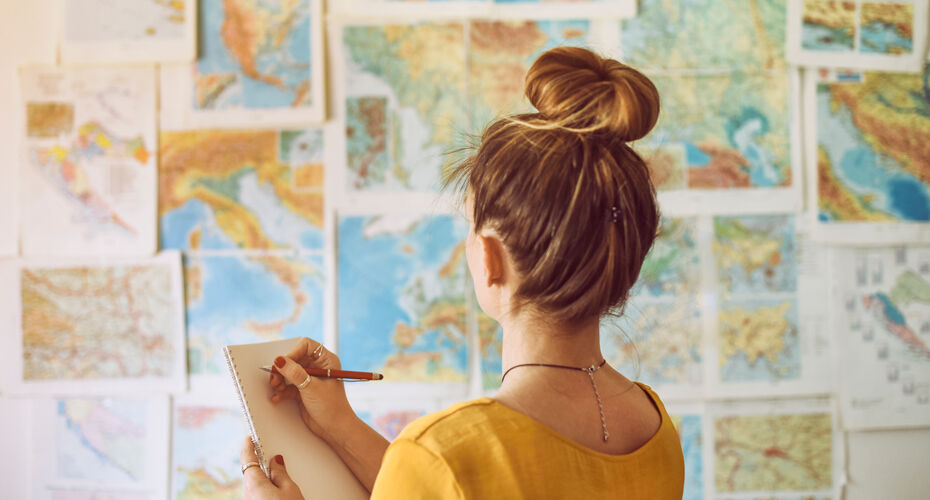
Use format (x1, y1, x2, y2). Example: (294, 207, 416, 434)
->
(224, 344, 268, 475)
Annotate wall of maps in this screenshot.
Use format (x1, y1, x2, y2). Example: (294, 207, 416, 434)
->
(0, 0, 929, 499)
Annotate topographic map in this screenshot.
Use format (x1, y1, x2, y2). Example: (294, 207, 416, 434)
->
(159, 129, 324, 251)
(172, 404, 245, 499)
(195, 0, 312, 110)
(622, 0, 786, 71)
(835, 247, 930, 429)
(20, 67, 156, 255)
(801, 0, 858, 51)
(185, 254, 324, 377)
(816, 65, 930, 223)
(623, 0, 793, 192)
(803, 1, 914, 54)
(467, 19, 590, 128)
(343, 23, 467, 191)
(714, 412, 833, 494)
(604, 217, 702, 391)
(21, 262, 178, 382)
(338, 215, 469, 382)
(715, 215, 797, 294)
(714, 215, 801, 384)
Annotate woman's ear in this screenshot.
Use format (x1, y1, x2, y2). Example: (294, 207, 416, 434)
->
(478, 234, 505, 288)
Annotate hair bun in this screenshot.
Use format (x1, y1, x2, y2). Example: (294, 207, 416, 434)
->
(524, 46, 660, 142)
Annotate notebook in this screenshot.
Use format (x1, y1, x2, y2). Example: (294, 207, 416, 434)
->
(224, 338, 369, 500)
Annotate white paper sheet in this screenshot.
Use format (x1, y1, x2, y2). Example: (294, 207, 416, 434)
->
(19, 65, 158, 256)
(30, 395, 170, 500)
(60, 0, 196, 64)
(4, 251, 187, 395)
(830, 246, 930, 430)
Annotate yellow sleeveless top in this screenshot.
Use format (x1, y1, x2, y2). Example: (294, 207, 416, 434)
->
(370, 383, 684, 499)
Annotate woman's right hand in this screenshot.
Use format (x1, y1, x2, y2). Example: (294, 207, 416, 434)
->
(269, 338, 354, 442)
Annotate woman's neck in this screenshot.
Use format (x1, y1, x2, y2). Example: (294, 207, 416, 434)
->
(498, 313, 605, 386)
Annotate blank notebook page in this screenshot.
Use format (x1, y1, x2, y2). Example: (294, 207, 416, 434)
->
(225, 338, 369, 500)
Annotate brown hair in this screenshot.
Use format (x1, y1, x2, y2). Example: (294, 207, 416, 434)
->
(446, 46, 661, 323)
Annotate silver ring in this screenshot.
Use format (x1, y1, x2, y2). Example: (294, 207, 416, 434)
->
(312, 344, 324, 359)
(296, 374, 312, 390)
(241, 461, 261, 475)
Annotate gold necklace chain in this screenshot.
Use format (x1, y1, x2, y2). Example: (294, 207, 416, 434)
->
(501, 359, 610, 442)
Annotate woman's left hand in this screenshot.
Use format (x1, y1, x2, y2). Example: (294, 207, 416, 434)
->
(240, 436, 305, 500)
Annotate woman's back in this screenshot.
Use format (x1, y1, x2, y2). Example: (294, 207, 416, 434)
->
(370, 383, 684, 499)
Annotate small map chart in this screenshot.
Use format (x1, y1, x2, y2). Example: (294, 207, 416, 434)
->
(20, 67, 157, 255)
(713, 407, 834, 495)
(714, 214, 797, 295)
(19, 257, 183, 391)
(834, 247, 930, 429)
(815, 67, 930, 226)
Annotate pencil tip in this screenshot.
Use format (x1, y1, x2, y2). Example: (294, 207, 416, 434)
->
(375, 373, 384, 380)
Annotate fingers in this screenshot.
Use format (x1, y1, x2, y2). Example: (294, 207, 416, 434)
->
(267, 454, 299, 492)
(240, 435, 257, 464)
(287, 337, 340, 370)
(239, 436, 268, 489)
(276, 355, 314, 390)
(271, 384, 299, 404)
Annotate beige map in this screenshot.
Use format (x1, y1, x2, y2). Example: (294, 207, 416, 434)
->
(715, 413, 833, 492)
(22, 264, 176, 380)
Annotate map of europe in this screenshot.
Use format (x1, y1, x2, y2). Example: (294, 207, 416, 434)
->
(185, 254, 324, 376)
(159, 129, 324, 251)
(195, 0, 313, 110)
(338, 215, 469, 382)
(21, 264, 177, 381)
(817, 65, 930, 222)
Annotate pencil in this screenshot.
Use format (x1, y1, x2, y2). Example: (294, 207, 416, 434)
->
(259, 366, 384, 381)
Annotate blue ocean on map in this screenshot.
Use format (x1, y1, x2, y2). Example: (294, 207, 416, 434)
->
(185, 254, 324, 375)
(861, 21, 913, 54)
(677, 414, 704, 500)
(817, 85, 930, 222)
(197, 0, 311, 109)
(802, 23, 854, 51)
(338, 215, 468, 380)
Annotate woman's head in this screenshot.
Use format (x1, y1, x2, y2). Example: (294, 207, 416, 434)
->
(449, 46, 661, 325)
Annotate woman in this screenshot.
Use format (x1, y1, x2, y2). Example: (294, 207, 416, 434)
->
(240, 46, 685, 499)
